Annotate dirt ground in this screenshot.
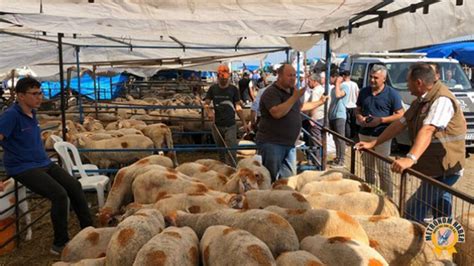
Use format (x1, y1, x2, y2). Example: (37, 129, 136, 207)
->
(0, 151, 472, 266)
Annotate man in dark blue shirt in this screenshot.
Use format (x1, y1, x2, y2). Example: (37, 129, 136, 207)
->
(355, 64, 404, 197)
(0, 77, 92, 255)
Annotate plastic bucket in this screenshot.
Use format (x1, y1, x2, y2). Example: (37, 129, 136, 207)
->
(0, 216, 16, 255)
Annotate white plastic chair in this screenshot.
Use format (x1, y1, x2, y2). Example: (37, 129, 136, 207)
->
(50, 135, 100, 177)
(53, 141, 110, 207)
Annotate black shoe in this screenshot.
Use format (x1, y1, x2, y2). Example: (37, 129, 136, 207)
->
(50, 244, 66, 256)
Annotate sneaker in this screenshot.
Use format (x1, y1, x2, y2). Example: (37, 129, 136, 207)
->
(50, 244, 65, 256)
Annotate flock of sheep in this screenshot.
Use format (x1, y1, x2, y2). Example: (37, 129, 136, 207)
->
(48, 154, 472, 266)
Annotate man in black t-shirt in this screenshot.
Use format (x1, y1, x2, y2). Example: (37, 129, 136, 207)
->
(204, 65, 250, 165)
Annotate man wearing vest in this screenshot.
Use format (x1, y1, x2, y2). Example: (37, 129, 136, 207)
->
(355, 63, 466, 223)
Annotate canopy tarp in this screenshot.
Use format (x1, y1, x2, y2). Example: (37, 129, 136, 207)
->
(415, 41, 474, 67)
(0, 0, 472, 77)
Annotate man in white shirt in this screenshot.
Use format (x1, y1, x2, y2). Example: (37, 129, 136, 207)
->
(341, 70, 359, 141)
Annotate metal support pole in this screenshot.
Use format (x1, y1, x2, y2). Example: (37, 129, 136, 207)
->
(350, 145, 356, 174)
(322, 32, 331, 170)
(296, 51, 301, 88)
(399, 172, 408, 217)
(58, 33, 67, 141)
(109, 76, 113, 100)
(75, 46, 83, 123)
(93, 65, 98, 119)
(286, 48, 290, 63)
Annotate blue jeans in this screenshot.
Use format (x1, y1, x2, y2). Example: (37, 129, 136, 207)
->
(405, 173, 461, 223)
(257, 142, 296, 182)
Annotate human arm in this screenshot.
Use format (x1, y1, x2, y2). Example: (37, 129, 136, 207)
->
(235, 102, 250, 133)
(354, 119, 407, 151)
(365, 108, 405, 128)
(268, 87, 306, 119)
(203, 98, 214, 120)
(391, 124, 436, 173)
(333, 77, 346, 98)
(301, 94, 328, 111)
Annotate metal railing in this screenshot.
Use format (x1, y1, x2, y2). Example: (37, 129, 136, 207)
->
(322, 125, 473, 265)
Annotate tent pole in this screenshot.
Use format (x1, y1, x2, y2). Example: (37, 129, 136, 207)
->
(296, 51, 301, 88)
(322, 32, 332, 171)
(93, 65, 98, 119)
(76, 46, 83, 124)
(109, 76, 113, 100)
(58, 33, 67, 141)
(286, 48, 290, 63)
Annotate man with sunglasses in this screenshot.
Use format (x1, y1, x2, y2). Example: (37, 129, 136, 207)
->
(0, 77, 92, 255)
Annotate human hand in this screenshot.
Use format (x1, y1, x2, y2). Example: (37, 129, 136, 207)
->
(391, 157, 415, 173)
(354, 140, 376, 151)
(243, 123, 251, 133)
(207, 111, 215, 121)
(319, 95, 329, 104)
(292, 87, 306, 100)
(365, 116, 382, 127)
(0, 181, 5, 192)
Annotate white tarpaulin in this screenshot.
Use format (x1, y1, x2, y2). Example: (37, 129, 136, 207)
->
(331, 0, 474, 53)
(0, 0, 471, 77)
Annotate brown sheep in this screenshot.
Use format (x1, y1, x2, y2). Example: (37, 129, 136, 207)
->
(276, 250, 324, 266)
(265, 206, 369, 244)
(167, 209, 299, 257)
(52, 257, 105, 266)
(304, 191, 400, 217)
(106, 209, 165, 266)
(354, 215, 450, 265)
(300, 235, 388, 266)
(61, 227, 116, 262)
(133, 226, 199, 266)
(455, 212, 473, 266)
(175, 162, 210, 177)
(200, 225, 276, 266)
(192, 168, 260, 194)
(272, 170, 344, 191)
(98, 155, 174, 226)
(237, 157, 272, 190)
(242, 190, 311, 210)
(194, 159, 236, 177)
(122, 192, 243, 217)
(300, 179, 371, 195)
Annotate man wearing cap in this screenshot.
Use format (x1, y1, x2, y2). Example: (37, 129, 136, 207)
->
(204, 65, 250, 165)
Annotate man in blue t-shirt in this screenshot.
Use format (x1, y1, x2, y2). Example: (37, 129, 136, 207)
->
(204, 65, 249, 166)
(355, 64, 404, 197)
(0, 77, 92, 255)
(328, 70, 350, 168)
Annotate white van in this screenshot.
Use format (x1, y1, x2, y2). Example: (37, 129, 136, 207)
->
(343, 52, 474, 148)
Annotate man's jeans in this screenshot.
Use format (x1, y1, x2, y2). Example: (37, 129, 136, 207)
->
(211, 124, 237, 166)
(257, 142, 296, 182)
(359, 134, 393, 198)
(13, 163, 92, 246)
(406, 173, 461, 223)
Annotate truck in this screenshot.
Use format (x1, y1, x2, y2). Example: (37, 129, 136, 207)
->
(342, 52, 474, 149)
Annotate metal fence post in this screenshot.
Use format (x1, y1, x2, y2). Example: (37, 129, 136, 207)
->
(399, 171, 408, 217)
(350, 146, 356, 174)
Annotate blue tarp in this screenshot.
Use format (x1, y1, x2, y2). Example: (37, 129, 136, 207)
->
(41, 73, 127, 100)
(415, 41, 474, 67)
